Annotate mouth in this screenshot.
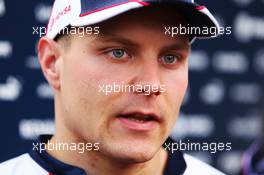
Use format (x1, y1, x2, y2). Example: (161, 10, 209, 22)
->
(116, 112, 161, 131)
(118, 113, 160, 122)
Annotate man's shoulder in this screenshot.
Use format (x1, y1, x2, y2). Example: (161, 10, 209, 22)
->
(0, 153, 48, 175)
(0, 154, 29, 173)
(183, 154, 226, 175)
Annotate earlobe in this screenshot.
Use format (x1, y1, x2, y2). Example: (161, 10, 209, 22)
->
(38, 37, 62, 90)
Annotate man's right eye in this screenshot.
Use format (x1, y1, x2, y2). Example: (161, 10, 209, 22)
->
(106, 49, 130, 60)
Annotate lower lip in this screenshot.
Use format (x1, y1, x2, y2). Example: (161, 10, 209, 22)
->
(117, 117, 158, 131)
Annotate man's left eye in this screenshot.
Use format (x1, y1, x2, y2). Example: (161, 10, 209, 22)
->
(161, 54, 181, 64)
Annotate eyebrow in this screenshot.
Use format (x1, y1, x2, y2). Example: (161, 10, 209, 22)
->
(161, 43, 190, 52)
(91, 34, 140, 49)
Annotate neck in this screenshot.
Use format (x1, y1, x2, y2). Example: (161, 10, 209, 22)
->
(47, 133, 168, 175)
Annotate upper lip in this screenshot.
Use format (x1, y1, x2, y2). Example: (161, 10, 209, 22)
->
(118, 111, 162, 122)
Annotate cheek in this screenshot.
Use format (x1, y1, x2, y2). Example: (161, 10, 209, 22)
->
(162, 72, 188, 134)
(70, 63, 110, 114)
(61, 53, 124, 125)
(59, 54, 107, 130)
(164, 70, 188, 113)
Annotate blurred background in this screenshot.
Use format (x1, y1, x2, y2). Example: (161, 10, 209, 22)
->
(0, 0, 263, 174)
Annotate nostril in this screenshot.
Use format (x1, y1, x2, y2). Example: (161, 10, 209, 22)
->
(141, 87, 161, 97)
(153, 91, 161, 96)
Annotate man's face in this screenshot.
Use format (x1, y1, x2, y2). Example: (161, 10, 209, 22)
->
(57, 7, 190, 163)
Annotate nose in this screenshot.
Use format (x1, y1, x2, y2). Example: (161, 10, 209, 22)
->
(132, 59, 162, 97)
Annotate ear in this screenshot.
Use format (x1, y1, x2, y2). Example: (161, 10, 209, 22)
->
(38, 37, 62, 91)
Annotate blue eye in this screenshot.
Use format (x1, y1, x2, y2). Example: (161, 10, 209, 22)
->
(109, 49, 128, 59)
(161, 54, 180, 64)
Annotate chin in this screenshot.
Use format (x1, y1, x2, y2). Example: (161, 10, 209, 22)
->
(114, 150, 155, 164)
(103, 140, 159, 164)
